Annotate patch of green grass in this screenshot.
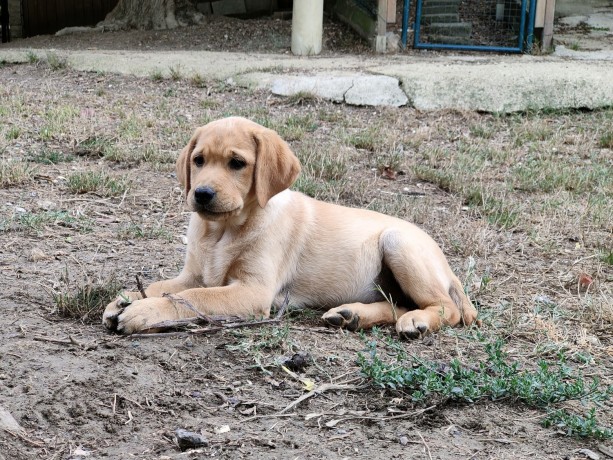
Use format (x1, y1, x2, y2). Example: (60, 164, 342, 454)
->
(464, 188, 519, 229)
(54, 272, 124, 323)
(28, 148, 74, 164)
(26, 50, 40, 64)
(284, 91, 319, 106)
(374, 144, 406, 172)
(295, 143, 347, 182)
(39, 105, 79, 141)
(601, 249, 613, 266)
(512, 158, 611, 193)
(200, 99, 220, 109)
(168, 65, 182, 81)
(0, 160, 36, 187)
(150, 69, 164, 82)
(345, 127, 383, 151)
(358, 333, 613, 439)
(118, 115, 145, 140)
(3, 210, 92, 235)
(5, 126, 20, 140)
(469, 123, 495, 139)
(275, 114, 318, 141)
(117, 222, 173, 242)
(365, 194, 412, 218)
(95, 142, 174, 165)
(190, 73, 207, 88)
(76, 135, 118, 158)
(66, 171, 130, 196)
(513, 121, 555, 146)
(46, 52, 67, 70)
(599, 131, 613, 148)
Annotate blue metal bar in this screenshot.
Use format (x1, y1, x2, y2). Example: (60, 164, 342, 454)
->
(401, 0, 410, 48)
(413, 0, 423, 48)
(413, 0, 530, 53)
(516, 0, 528, 50)
(526, 0, 537, 51)
(414, 42, 523, 53)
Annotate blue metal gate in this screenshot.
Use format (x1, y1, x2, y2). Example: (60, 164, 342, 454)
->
(413, 0, 536, 53)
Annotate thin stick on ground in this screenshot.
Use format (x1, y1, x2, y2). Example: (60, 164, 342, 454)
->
(135, 274, 147, 299)
(278, 380, 364, 414)
(417, 430, 433, 460)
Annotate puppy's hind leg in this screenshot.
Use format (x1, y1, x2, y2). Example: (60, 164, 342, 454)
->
(380, 229, 478, 340)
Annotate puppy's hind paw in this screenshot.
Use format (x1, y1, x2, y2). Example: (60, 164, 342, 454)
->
(322, 308, 360, 332)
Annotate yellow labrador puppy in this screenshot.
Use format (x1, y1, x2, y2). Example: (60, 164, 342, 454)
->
(103, 117, 478, 338)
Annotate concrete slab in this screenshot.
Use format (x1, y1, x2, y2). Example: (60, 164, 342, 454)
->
(0, 47, 611, 113)
(379, 58, 613, 112)
(344, 75, 408, 107)
(269, 74, 408, 107)
(270, 75, 353, 103)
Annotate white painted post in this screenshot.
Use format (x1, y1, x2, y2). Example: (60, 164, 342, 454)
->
(291, 0, 324, 56)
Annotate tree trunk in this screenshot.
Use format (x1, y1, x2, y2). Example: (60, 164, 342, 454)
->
(99, 0, 202, 31)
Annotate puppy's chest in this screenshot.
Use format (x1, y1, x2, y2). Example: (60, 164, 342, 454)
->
(199, 235, 245, 287)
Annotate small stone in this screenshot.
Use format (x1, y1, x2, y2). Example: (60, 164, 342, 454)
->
(386, 32, 400, 53)
(175, 428, 208, 451)
(37, 200, 57, 210)
(399, 435, 409, 445)
(29, 248, 48, 262)
(282, 352, 311, 372)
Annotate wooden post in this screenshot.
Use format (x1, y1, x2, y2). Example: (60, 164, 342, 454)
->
(387, 0, 397, 23)
(376, 0, 388, 53)
(542, 0, 556, 50)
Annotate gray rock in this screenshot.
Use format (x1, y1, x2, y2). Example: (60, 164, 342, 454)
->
(175, 428, 209, 451)
(0, 405, 24, 434)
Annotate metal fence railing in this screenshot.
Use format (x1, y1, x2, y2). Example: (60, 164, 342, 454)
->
(413, 0, 536, 53)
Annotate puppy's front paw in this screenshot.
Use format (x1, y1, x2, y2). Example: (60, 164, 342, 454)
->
(102, 297, 131, 331)
(114, 297, 177, 335)
(102, 292, 142, 331)
(322, 307, 360, 331)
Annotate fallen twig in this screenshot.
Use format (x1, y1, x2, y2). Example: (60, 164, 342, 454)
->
(130, 292, 291, 338)
(1, 428, 46, 448)
(162, 293, 222, 326)
(32, 335, 97, 350)
(418, 430, 433, 460)
(279, 381, 365, 414)
(135, 274, 147, 299)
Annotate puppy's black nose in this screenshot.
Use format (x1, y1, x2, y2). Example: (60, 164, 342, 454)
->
(194, 186, 216, 205)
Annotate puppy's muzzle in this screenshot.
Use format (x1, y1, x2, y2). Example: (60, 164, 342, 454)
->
(194, 186, 216, 206)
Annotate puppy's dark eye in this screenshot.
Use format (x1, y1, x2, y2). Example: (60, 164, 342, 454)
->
(229, 157, 246, 170)
(193, 156, 204, 167)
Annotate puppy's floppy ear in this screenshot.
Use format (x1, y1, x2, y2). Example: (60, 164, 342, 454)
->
(253, 127, 301, 208)
(175, 129, 200, 199)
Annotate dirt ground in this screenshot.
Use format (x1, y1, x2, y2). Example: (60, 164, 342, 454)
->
(1, 14, 373, 55)
(1, 15, 612, 460)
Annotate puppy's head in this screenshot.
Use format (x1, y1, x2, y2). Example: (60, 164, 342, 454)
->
(176, 117, 301, 219)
